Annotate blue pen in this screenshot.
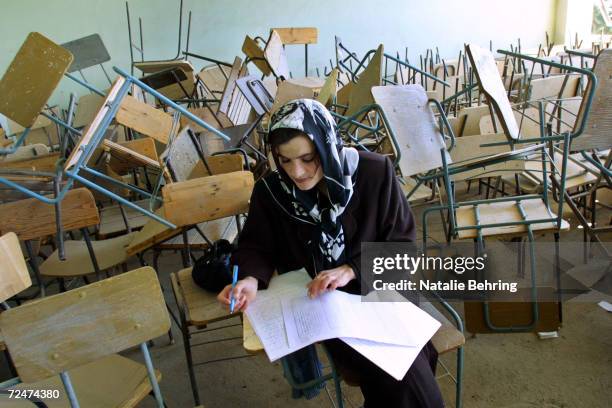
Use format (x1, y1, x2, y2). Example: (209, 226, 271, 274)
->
(230, 265, 238, 313)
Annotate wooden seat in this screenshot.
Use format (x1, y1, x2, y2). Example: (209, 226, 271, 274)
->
(97, 199, 151, 239)
(0, 232, 31, 302)
(455, 198, 569, 239)
(0, 232, 31, 353)
(171, 267, 238, 326)
(242, 315, 261, 354)
(39, 233, 135, 278)
(4, 354, 161, 408)
(420, 302, 465, 354)
(398, 177, 433, 202)
(0, 267, 170, 407)
(197, 64, 232, 98)
(524, 151, 598, 191)
(0, 144, 50, 162)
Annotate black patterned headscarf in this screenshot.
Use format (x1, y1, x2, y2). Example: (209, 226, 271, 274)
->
(263, 99, 359, 271)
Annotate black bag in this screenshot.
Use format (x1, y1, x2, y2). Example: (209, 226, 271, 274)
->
(191, 239, 234, 292)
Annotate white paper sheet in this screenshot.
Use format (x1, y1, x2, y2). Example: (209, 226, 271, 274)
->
(244, 269, 311, 361)
(281, 290, 423, 349)
(598, 300, 612, 312)
(245, 269, 442, 381)
(340, 299, 441, 380)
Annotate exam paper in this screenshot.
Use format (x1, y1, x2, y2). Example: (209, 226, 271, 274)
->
(244, 269, 311, 361)
(341, 301, 441, 381)
(245, 268, 442, 380)
(281, 290, 421, 349)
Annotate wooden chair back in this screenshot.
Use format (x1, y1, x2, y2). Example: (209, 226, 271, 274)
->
(452, 105, 495, 137)
(115, 94, 174, 144)
(264, 30, 290, 79)
(271, 27, 318, 45)
(0, 266, 170, 382)
(236, 76, 274, 116)
(197, 64, 232, 98)
(345, 44, 384, 117)
(572, 48, 612, 151)
(371, 84, 449, 177)
(66, 78, 173, 171)
(73, 93, 105, 128)
(139, 66, 196, 100)
(162, 171, 254, 227)
(0, 32, 73, 128)
(61, 33, 110, 73)
(0, 151, 60, 173)
(479, 107, 541, 138)
(188, 152, 244, 179)
(0, 188, 100, 241)
(104, 137, 161, 175)
(528, 74, 580, 100)
(133, 60, 194, 75)
(124, 159, 247, 256)
(270, 81, 317, 114)
(316, 68, 339, 106)
(242, 36, 272, 76)
(65, 78, 126, 170)
(160, 127, 201, 182)
(0, 232, 31, 302)
(466, 44, 520, 140)
(449, 133, 526, 181)
(218, 57, 250, 126)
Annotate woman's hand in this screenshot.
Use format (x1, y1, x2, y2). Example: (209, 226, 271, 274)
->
(217, 276, 258, 312)
(307, 264, 356, 298)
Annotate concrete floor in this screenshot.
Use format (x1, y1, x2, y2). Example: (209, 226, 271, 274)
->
(2, 188, 611, 407)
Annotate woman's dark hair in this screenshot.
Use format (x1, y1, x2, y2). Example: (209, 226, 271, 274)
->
(268, 127, 308, 150)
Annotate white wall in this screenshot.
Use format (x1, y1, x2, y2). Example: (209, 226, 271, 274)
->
(555, 0, 595, 45)
(0, 0, 558, 108)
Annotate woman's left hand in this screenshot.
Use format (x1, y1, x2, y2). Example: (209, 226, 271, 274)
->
(307, 264, 356, 298)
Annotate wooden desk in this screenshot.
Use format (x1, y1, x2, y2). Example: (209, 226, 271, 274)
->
(243, 316, 263, 353)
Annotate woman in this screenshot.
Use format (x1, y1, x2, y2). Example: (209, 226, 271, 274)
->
(217, 99, 444, 407)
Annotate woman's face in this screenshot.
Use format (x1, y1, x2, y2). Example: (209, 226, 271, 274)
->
(276, 134, 324, 191)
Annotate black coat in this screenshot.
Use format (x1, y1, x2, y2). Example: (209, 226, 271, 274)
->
(231, 151, 416, 294)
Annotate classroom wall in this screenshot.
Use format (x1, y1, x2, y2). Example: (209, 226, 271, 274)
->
(0, 0, 560, 111)
(554, 0, 595, 45)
